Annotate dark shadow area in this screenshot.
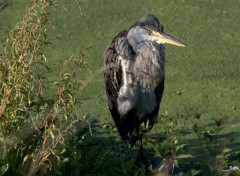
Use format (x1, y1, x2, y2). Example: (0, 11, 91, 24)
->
(59, 120, 140, 176)
(54, 120, 184, 176)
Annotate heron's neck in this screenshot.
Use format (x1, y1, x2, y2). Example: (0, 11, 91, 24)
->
(127, 35, 137, 52)
(127, 27, 142, 52)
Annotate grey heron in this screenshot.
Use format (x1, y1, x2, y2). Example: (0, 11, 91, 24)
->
(104, 13, 185, 147)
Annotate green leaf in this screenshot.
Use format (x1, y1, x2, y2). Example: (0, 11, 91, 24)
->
(23, 155, 30, 164)
(223, 148, 232, 154)
(176, 144, 186, 152)
(176, 154, 194, 159)
(0, 164, 9, 175)
(50, 131, 54, 140)
(53, 82, 59, 86)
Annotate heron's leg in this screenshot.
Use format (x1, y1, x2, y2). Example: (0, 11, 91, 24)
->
(138, 136, 145, 159)
(136, 137, 144, 164)
(135, 136, 152, 174)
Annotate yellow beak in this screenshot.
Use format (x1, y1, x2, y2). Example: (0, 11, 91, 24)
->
(153, 31, 186, 47)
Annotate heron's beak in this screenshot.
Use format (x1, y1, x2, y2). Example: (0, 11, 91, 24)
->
(153, 31, 186, 47)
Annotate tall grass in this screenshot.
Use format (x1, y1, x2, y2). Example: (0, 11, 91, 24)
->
(0, 0, 91, 175)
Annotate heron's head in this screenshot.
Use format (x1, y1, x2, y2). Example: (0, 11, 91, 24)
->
(127, 13, 186, 50)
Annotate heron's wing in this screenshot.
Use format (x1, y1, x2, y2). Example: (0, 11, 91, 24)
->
(155, 78, 165, 106)
(104, 30, 127, 109)
(148, 77, 165, 125)
(146, 44, 165, 129)
(154, 45, 165, 108)
(133, 43, 165, 131)
(104, 30, 130, 141)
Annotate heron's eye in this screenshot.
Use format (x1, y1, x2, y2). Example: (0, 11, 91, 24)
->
(147, 29, 152, 35)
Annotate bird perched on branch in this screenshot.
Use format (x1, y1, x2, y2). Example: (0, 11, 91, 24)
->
(104, 13, 185, 147)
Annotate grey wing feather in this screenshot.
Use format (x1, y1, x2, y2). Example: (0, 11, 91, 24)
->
(134, 44, 165, 129)
(104, 30, 130, 142)
(104, 30, 127, 109)
(104, 30, 138, 145)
